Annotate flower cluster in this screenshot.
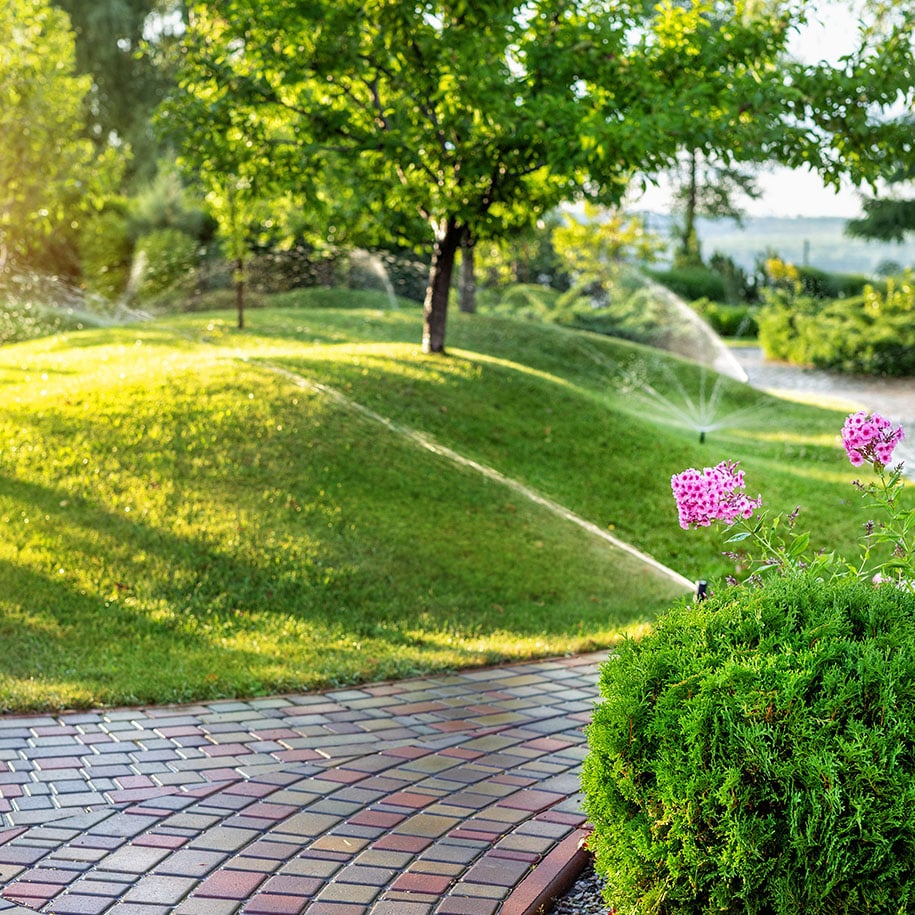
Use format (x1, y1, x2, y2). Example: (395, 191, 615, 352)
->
(673, 410, 913, 586)
(671, 460, 761, 530)
(841, 411, 905, 468)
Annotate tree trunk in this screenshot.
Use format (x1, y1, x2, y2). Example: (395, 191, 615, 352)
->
(422, 218, 462, 354)
(458, 233, 476, 314)
(676, 150, 702, 268)
(234, 256, 245, 330)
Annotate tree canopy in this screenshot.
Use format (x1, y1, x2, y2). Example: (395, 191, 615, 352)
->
(847, 149, 915, 243)
(158, 1, 914, 351)
(0, 0, 120, 274)
(50, 0, 185, 182)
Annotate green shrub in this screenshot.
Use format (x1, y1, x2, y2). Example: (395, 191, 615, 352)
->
(709, 252, 755, 305)
(759, 277, 915, 376)
(691, 298, 759, 338)
(79, 209, 133, 299)
(133, 228, 199, 304)
(583, 572, 915, 914)
(797, 265, 874, 300)
(647, 266, 727, 303)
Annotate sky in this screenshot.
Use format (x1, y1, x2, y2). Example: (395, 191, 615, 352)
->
(635, 0, 892, 219)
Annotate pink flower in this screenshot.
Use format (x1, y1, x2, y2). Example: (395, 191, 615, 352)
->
(841, 411, 904, 468)
(671, 460, 762, 530)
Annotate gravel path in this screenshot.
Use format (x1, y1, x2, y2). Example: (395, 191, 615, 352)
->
(734, 346, 915, 468)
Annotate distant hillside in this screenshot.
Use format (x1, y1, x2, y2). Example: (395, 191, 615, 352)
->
(639, 212, 915, 276)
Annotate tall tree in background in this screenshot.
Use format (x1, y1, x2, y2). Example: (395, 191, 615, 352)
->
(1, 0, 120, 274)
(846, 138, 915, 243)
(52, 0, 184, 183)
(670, 151, 761, 267)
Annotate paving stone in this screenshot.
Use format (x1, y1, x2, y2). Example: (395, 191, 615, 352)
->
(0, 845, 50, 866)
(449, 880, 508, 900)
(122, 874, 197, 904)
(97, 843, 173, 874)
(307, 835, 369, 856)
(277, 857, 342, 879)
(195, 868, 266, 899)
(352, 849, 413, 870)
(36, 893, 112, 914)
(371, 901, 433, 915)
(257, 873, 322, 896)
(302, 902, 368, 915)
(2, 880, 63, 901)
(393, 813, 460, 838)
(172, 897, 240, 915)
(314, 881, 379, 905)
(107, 905, 173, 914)
(153, 848, 230, 877)
(241, 894, 307, 914)
(188, 826, 257, 853)
(434, 896, 499, 915)
(371, 834, 432, 854)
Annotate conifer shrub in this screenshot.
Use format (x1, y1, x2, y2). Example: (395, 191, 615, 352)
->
(758, 277, 915, 376)
(647, 266, 727, 303)
(583, 572, 915, 914)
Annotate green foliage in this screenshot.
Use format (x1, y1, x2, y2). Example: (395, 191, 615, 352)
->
(133, 228, 199, 304)
(51, 0, 180, 181)
(648, 266, 728, 303)
(476, 274, 703, 347)
(796, 265, 873, 300)
(708, 252, 755, 305)
(847, 155, 915, 244)
(584, 572, 915, 914)
(474, 212, 570, 291)
(759, 276, 915, 375)
(79, 209, 133, 298)
(0, 0, 121, 273)
(690, 298, 759, 338)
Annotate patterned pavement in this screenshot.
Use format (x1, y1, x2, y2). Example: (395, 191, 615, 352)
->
(0, 652, 607, 914)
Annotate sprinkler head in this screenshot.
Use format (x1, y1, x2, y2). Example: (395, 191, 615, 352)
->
(699, 430, 706, 444)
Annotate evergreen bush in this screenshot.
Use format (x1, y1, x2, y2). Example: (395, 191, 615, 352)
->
(647, 266, 727, 303)
(133, 228, 199, 304)
(690, 298, 759, 337)
(759, 277, 915, 376)
(583, 572, 915, 914)
(796, 265, 873, 300)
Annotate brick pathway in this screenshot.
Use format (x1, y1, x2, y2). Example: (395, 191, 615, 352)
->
(0, 652, 608, 914)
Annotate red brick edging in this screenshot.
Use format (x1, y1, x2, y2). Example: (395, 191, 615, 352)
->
(500, 827, 591, 915)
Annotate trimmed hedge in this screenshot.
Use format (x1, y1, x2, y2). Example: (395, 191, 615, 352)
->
(583, 573, 915, 914)
(797, 265, 873, 300)
(647, 266, 727, 303)
(691, 298, 759, 338)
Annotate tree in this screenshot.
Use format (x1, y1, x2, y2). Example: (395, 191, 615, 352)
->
(669, 151, 761, 267)
(162, 1, 914, 353)
(51, 0, 185, 183)
(0, 0, 120, 274)
(846, 155, 915, 242)
(163, 0, 805, 352)
(552, 204, 664, 290)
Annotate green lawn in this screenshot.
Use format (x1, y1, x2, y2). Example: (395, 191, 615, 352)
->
(0, 291, 892, 711)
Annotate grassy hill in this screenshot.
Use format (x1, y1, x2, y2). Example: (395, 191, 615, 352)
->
(0, 290, 884, 711)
